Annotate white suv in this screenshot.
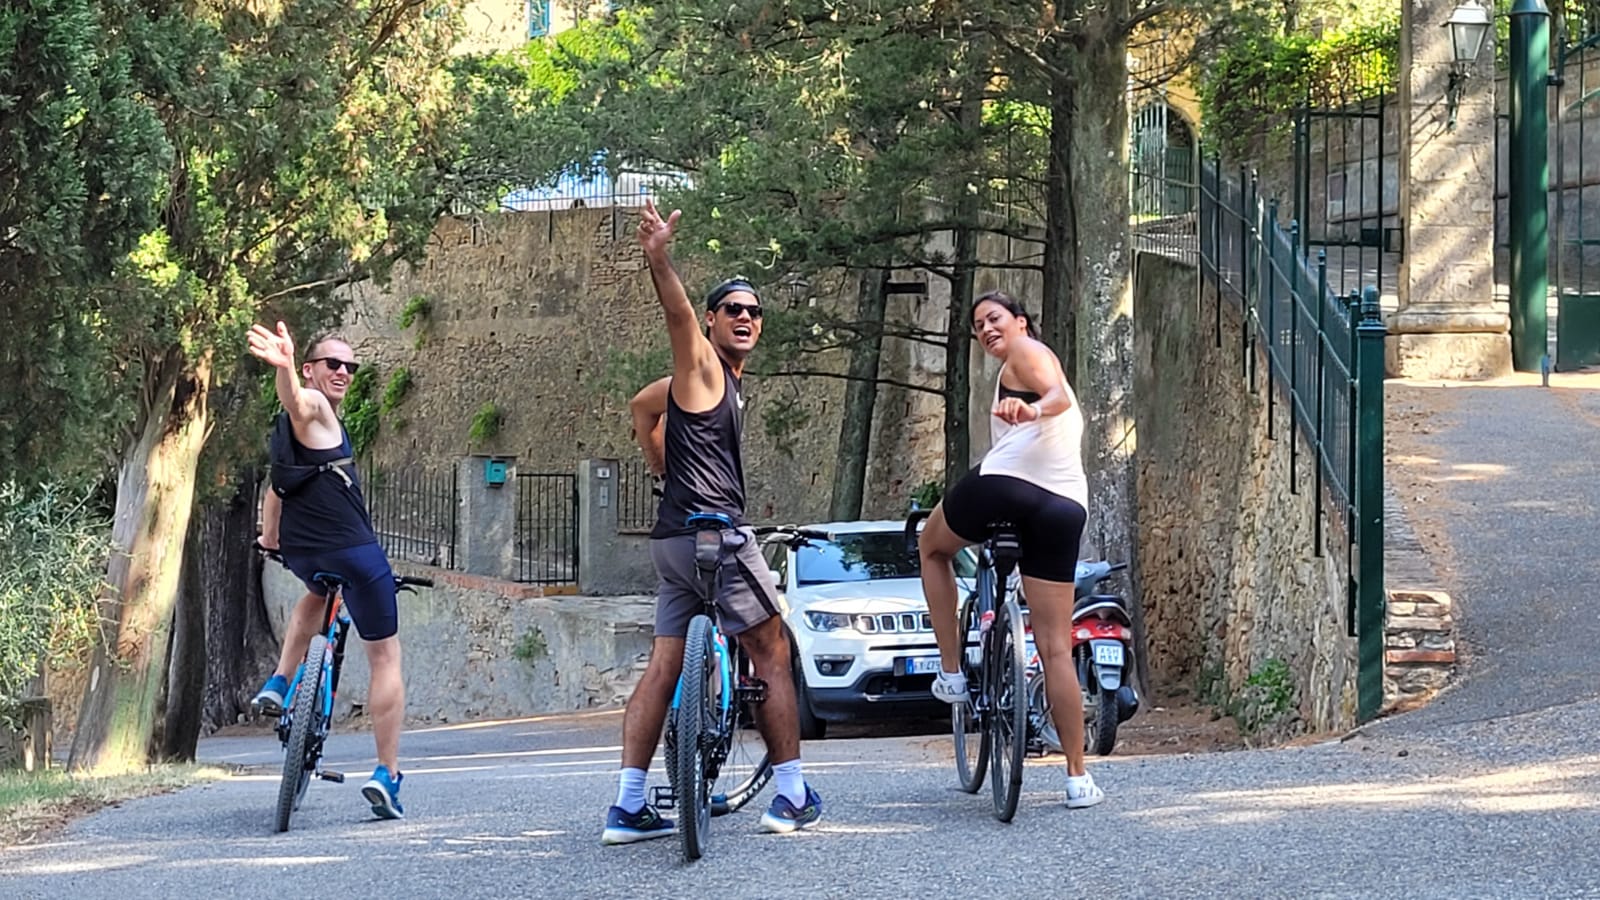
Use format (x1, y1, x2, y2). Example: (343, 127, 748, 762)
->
(761, 520, 977, 739)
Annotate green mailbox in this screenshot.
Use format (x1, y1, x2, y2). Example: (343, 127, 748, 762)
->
(484, 457, 509, 487)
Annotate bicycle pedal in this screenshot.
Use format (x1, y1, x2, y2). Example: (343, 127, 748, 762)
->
(318, 770, 345, 783)
(650, 785, 676, 810)
(736, 678, 767, 703)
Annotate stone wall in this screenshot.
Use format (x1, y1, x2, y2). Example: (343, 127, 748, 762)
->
(263, 561, 655, 723)
(338, 207, 1042, 526)
(1134, 251, 1360, 734)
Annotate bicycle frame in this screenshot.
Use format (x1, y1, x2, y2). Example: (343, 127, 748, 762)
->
(277, 588, 349, 740)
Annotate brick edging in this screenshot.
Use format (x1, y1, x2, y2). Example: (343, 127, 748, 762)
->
(1384, 589, 1457, 707)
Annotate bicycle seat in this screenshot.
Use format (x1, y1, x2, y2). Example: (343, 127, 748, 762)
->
(986, 521, 1022, 565)
(311, 571, 348, 590)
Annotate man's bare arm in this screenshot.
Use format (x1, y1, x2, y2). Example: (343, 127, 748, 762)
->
(630, 376, 670, 476)
(247, 321, 338, 437)
(636, 199, 721, 410)
(260, 484, 283, 549)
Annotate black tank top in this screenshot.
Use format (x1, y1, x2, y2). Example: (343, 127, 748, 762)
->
(651, 360, 748, 538)
(278, 426, 377, 553)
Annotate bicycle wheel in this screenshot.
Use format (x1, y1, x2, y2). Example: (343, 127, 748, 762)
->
(709, 642, 772, 817)
(988, 598, 1028, 822)
(952, 590, 989, 793)
(275, 634, 326, 833)
(675, 615, 715, 861)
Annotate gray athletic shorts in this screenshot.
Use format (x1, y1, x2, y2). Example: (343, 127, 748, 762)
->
(649, 527, 782, 638)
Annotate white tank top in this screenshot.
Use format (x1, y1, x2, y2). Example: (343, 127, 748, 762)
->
(978, 363, 1089, 508)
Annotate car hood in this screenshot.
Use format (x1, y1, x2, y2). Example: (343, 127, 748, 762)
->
(787, 579, 928, 613)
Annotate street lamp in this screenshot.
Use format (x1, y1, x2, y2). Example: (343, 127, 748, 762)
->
(1444, 0, 1493, 129)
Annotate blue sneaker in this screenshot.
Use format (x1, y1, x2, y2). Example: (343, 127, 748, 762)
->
(361, 766, 405, 820)
(600, 804, 675, 845)
(760, 785, 822, 834)
(252, 674, 289, 716)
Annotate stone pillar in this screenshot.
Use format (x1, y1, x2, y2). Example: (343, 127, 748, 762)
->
(1391, 0, 1513, 378)
(577, 458, 659, 596)
(457, 454, 517, 580)
(577, 458, 619, 596)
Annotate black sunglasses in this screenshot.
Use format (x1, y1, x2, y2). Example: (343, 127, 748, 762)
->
(308, 357, 361, 374)
(714, 301, 764, 320)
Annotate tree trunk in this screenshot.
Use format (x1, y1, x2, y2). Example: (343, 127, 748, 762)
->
(943, 93, 983, 486)
(202, 469, 281, 732)
(829, 268, 889, 521)
(1042, 59, 1080, 373)
(158, 509, 207, 762)
(1064, 13, 1149, 695)
(69, 348, 212, 774)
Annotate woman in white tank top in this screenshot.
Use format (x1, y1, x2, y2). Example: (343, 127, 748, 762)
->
(916, 291, 1103, 809)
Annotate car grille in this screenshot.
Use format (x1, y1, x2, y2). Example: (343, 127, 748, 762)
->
(853, 612, 934, 634)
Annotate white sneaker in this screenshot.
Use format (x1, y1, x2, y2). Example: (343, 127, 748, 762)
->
(932, 670, 968, 704)
(1066, 772, 1105, 809)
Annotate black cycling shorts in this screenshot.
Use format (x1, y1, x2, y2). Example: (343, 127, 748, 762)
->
(941, 470, 1087, 583)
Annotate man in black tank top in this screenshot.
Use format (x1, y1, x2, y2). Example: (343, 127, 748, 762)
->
(600, 200, 823, 846)
(248, 326, 410, 821)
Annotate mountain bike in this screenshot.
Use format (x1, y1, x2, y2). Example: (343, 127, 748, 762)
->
(906, 510, 1030, 822)
(257, 546, 431, 832)
(653, 514, 826, 861)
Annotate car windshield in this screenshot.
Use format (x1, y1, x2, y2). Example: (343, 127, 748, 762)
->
(796, 532, 919, 585)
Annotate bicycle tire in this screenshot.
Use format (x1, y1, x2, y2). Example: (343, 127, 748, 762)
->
(274, 634, 326, 833)
(676, 615, 715, 861)
(709, 641, 772, 816)
(988, 598, 1028, 823)
(952, 591, 989, 793)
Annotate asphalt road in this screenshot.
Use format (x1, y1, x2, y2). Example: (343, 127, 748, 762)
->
(4, 701, 1600, 899)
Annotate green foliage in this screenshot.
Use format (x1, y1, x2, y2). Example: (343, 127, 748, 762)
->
(398, 296, 432, 331)
(1198, 12, 1401, 156)
(759, 391, 812, 454)
(512, 628, 548, 663)
(342, 365, 381, 460)
(0, 483, 108, 729)
(911, 481, 943, 511)
(381, 368, 413, 419)
(1198, 658, 1297, 735)
(469, 402, 503, 447)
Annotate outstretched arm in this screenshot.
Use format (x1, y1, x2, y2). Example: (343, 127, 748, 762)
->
(636, 199, 721, 411)
(630, 376, 670, 476)
(993, 339, 1074, 425)
(247, 321, 336, 433)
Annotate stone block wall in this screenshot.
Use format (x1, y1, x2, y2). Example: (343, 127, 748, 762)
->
(337, 206, 1042, 527)
(1134, 252, 1360, 733)
(263, 561, 655, 723)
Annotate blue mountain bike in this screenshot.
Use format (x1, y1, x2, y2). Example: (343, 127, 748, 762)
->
(258, 546, 431, 833)
(654, 514, 825, 861)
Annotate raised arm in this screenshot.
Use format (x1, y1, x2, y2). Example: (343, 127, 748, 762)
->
(630, 376, 671, 476)
(636, 199, 722, 411)
(247, 321, 339, 442)
(993, 339, 1074, 425)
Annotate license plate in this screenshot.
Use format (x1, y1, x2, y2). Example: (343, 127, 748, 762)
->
(900, 657, 943, 676)
(1093, 643, 1125, 666)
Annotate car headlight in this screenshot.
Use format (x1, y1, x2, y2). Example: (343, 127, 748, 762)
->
(804, 611, 855, 632)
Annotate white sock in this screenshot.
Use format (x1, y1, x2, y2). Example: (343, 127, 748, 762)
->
(773, 758, 806, 806)
(940, 669, 966, 685)
(615, 767, 648, 813)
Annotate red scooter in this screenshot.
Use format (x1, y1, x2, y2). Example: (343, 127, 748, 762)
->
(1026, 560, 1138, 756)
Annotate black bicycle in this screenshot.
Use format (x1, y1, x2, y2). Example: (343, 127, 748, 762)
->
(257, 545, 431, 832)
(654, 514, 827, 861)
(906, 510, 1030, 822)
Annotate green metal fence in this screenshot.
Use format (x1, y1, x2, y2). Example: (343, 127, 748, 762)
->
(1199, 156, 1387, 722)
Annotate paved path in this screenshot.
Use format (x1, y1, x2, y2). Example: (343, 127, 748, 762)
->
(9, 375, 1600, 898)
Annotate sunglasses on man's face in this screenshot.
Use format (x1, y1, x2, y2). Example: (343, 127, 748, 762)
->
(715, 301, 764, 320)
(308, 357, 361, 375)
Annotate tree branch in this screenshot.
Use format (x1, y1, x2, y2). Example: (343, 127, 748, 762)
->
(759, 368, 945, 396)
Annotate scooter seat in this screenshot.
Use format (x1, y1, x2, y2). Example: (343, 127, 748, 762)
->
(1073, 594, 1132, 623)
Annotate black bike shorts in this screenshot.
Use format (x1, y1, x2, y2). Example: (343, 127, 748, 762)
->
(941, 471, 1087, 583)
(280, 541, 399, 641)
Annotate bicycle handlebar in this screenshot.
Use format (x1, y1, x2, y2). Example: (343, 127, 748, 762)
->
(753, 524, 831, 543)
(256, 540, 434, 591)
